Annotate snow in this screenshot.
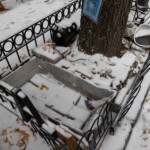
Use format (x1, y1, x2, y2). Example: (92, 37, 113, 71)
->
(126, 72, 150, 120)
(20, 73, 94, 129)
(1, 0, 150, 150)
(69, 106, 90, 121)
(126, 90, 150, 150)
(100, 67, 150, 150)
(0, 80, 13, 91)
(17, 91, 26, 98)
(0, 0, 75, 42)
(0, 105, 49, 150)
(24, 73, 81, 114)
(42, 121, 55, 134)
(56, 40, 142, 89)
(55, 125, 72, 138)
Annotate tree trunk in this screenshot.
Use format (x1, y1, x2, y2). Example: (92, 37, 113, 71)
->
(78, 0, 132, 57)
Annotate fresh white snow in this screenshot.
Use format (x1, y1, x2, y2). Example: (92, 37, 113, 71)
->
(0, 0, 150, 150)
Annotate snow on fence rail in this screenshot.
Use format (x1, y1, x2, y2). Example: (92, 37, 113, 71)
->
(1, 0, 150, 149)
(0, 0, 81, 79)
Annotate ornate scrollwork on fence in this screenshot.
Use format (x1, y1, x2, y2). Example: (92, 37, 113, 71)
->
(1, 1, 150, 149)
(0, 82, 68, 150)
(110, 52, 150, 134)
(77, 92, 118, 150)
(119, 52, 150, 120)
(30, 121, 68, 150)
(0, 0, 81, 78)
(77, 51, 150, 149)
(131, 0, 150, 24)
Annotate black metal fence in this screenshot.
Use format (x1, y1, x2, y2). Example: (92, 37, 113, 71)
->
(0, 0, 81, 79)
(131, 0, 150, 24)
(77, 51, 150, 149)
(77, 92, 118, 150)
(109, 52, 150, 133)
(120, 53, 150, 119)
(0, 81, 68, 150)
(0, 0, 150, 149)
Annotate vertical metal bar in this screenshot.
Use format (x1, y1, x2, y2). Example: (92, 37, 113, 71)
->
(12, 37, 22, 64)
(50, 29, 52, 41)
(41, 21, 46, 43)
(25, 43, 31, 56)
(16, 51, 22, 63)
(0, 95, 5, 102)
(9, 101, 15, 109)
(22, 95, 44, 127)
(34, 38, 38, 47)
(23, 30, 31, 57)
(43, 33, 46, 43)
(1, 42, 12, 70)
(4, 55, 12, 70)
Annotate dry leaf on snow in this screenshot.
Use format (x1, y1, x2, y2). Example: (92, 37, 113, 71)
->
(1, 127, 30, 150)
(40, 84, 49, 90)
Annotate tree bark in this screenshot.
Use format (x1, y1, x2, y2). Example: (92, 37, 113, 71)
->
(78, 0, 132, 57)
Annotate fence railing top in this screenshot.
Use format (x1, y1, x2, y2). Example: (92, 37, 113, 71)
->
(0, 0, 81, 44)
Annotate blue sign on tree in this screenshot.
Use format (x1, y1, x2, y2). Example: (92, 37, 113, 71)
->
(83, 0, 103, 22)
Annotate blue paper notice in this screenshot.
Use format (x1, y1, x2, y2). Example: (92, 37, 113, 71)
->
(83, 0, 102, 22)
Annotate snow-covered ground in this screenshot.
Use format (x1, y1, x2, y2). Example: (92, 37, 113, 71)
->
(0, 0, 74, 41)
(0, 105, 50, 150)
(1, 0, 150, 150)
(126, 91, 150, 150)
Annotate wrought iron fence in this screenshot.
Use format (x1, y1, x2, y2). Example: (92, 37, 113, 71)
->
(77, 92, 119, 150)
(0, 81, 68, 150)
(120, 52, 150, 119)
(1, 51, 150, 150)
(110, 52, 150, 133)
(0, 0, 81, 79)
(1, 79, 115, 150)
(0, 0, 150, 149)
(131, 0, 150, 24)
(30, 121, 68, 150)
(77, 51, 150, 149)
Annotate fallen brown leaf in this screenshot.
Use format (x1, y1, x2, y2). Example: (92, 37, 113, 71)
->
(143, 137, 149, 141)
(14, 64, 19, 70)
(21, 55, 27, 60)
(40, 84, 49, 90)
(45, 104, 53, 109)
(2, 129, 7, 136)
(16, 118, 35, 137)
(143, 129, 147, 134)
(26, 2, 31, 5)
(118, 120, 121, 126)
(43, 44, 53, 53)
